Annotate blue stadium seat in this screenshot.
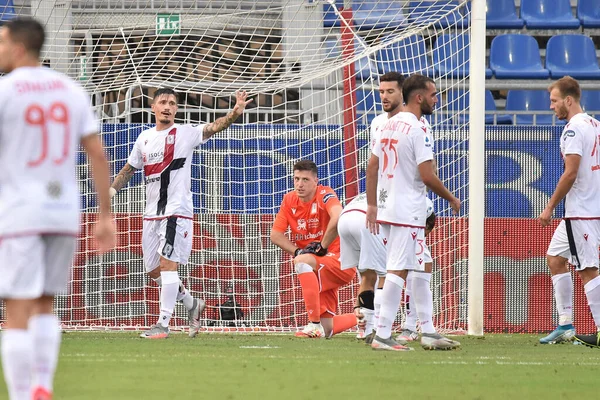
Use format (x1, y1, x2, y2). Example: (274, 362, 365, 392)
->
(577, 0, 600, 28)
(323, 0, 342, 27)
(546, 35, 600, 80)
(446, 89, 512, 125)
(323, 39, 378, 81)
(353, 1, 407, 30)
(0, 0, 15, 21)
(520, 0, 580, 29)
(356, 88, 381, 124)
(505, 90, 553, 125)
(489, 35, 549, 79)
(377, 35, 434, 77)
(485, 0, 524, 29)
(408, 0, 467, 28)
(581, 91, 600, 119)
(432, 33, 469, 78)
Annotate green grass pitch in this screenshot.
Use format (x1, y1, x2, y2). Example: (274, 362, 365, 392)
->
(1, 333, 597, 399)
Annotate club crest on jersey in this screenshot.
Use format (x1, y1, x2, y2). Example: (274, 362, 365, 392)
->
(311, 203, 317, 214)
(167, 135, 175, 144)
(297, 219, 307, 231)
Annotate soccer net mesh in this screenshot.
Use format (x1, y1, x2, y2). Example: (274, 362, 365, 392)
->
(6, 0, 471, 333)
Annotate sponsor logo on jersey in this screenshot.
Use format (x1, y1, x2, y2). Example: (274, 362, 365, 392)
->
(47, 181, 62, 198)
(147, 151, 164, 164)
(297, 219, 307, 231)
(323, 193, 335, 204)
(307, 217, 320, 229)
(418, 258, 423, 265)
(293, 230, 323, 241)
(564, 130, 576, 138)
(145, 176, 161, 184)
(411, 231, 417, 240)
(320, 189, 326, 194)
(382, 238, 387, 245)
(291, 208, 296, 215)
(184, 231, 188, 238)
(311, 203, 317, 214)
(584, 233, 589, 241)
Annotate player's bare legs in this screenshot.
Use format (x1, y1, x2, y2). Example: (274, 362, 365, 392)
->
(142, 257, 205, 339)
(540, 256, 575, 344)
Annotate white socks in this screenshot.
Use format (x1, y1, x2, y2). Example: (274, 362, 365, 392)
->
(404, 272, 417, 332)
(29, 315, 61, 392)
(373, 287, 383, 330)
(152, 276, 195, 311)
(412, 272, 435, 334)
(584, 276, 600, 330)
(158, 271, 180, 327)
(2, 329, 33, 400)
(551, 272, 573, 326)
(360, 308, 375, 335)
(377, 273, 405, 340)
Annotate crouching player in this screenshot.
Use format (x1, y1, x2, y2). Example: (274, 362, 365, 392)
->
(270, 160, 358, 338)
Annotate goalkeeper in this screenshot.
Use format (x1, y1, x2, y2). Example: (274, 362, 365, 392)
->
(270, 160, 358, 338)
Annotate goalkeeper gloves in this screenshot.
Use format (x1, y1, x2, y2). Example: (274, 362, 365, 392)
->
(293, 242, 328, 257)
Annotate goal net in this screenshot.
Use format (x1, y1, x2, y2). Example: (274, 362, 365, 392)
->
(7, 0, 473, 333)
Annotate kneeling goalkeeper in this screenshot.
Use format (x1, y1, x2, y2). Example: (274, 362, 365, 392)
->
(270, 160, 357, 338)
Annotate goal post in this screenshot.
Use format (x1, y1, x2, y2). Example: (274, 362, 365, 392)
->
(2, 0, 482, 334)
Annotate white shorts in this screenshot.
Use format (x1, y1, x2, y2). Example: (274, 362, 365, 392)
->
(338, 210, 386, 276)
(424, 243, 432, 264)
(380, 224, 426, 272)
(142, 217, 193, 272)
(0, 235, 76, 299)
(547, 219, 600, 271)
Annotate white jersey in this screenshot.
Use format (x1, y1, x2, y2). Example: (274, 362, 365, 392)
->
(370, 112, 430, 152)
(127, 123, 208, 220)
(560, 113, 600, 218)
(372, 112, 434, 227)
(0, 66, 97, 237)
(343, 192, 434, 217)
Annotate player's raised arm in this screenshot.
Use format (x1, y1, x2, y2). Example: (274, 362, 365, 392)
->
(203, 90, 253, 140)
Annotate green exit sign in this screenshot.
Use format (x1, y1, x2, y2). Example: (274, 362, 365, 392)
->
(156, 14, 180, 36)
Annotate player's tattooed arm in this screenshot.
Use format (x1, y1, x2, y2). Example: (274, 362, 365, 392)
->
(203, 90, 253, 140)
(111, 163, 139, 192)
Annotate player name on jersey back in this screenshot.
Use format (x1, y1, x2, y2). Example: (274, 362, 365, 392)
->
(127, 123, 207, 219)
(560, 113, 600, 218)
(372, 112, 433, 227)
(0, 66, 98, 236)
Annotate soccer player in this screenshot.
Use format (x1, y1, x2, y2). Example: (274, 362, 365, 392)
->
(270, 160, 358, 338)
(538, 76, 600, 348)
(110, 88, 252, 339)
(365, 74, 461, 351)
(343, 72, 406, 340)
(0, 17, 115, 400)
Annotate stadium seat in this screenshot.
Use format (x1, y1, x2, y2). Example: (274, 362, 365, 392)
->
(432, 33, 469, 78)
(323, 39, 378, 81)
(356, 88, 381, 124)
(323, 0, 342, 27)
(505, 90, 554, 125)
(408, 0, 467, 28)
(520, 0, 580, 29)
(377, 35, 434, 77)
(546, 35, 600, 80)
(0, 0, 15, 21)
(446, 89, 512, 125)
(577, 0, 600, 28)
(489, 35, 549, 79)
(485, 0, 524, 29)
(353, 1, 407, 30)
(581, 91, 600, 119)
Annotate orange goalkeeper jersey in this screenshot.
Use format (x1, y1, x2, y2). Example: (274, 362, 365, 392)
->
(273, 185, 341, 253)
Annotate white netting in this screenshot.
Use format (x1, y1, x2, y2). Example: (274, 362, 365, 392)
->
(4, 0, 472, 333)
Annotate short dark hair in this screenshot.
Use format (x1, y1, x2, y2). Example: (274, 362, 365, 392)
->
(4, 17, 45, 57)
(548, 76, 581, 102)
(153, 88, 179, 103)
(379, 72, 405, 88)
(402, 74, 435, 104)
(293, 160, 318, 175)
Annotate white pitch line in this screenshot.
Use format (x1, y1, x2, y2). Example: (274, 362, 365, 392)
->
(239, 346, 280, 349)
